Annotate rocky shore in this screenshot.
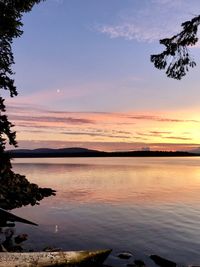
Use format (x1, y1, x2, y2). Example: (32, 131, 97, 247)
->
(105, 251, 197, 267)
(0, 171, 56, 210)
(0, 224, 197, 267)
(0, 154, 56, 211)
(111, 252, 176, 267)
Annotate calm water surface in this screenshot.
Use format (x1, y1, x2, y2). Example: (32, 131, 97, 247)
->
(12, 157, 200, 265)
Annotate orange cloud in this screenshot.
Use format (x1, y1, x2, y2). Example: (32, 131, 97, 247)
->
(6, 104, 200, 150)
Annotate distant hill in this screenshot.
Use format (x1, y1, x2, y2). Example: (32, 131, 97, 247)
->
(13, 147, 98, 154)
(187, 147, 200, 154)
(6, 147, 200, 158)
(7, 147, 105, 158)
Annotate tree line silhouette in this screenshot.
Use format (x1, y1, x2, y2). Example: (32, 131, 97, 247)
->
(0, 0, 55, 211)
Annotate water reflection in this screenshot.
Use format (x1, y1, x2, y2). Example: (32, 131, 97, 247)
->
(13, 158, 200, 205)
(12, 157, 200, 264)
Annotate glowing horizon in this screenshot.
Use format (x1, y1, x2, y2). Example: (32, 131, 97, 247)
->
(7, 103, 200, 152)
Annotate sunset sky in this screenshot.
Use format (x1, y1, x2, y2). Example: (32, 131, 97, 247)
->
(6, 0, 200, 151)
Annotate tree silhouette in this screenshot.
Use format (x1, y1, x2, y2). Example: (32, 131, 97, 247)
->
(0, 0, 55, 210)
(151, 15, 200, 79)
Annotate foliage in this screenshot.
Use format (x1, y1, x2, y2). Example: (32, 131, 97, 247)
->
(0, 0, 55, 210)
(0, 0, 45, 151)
(151, 15, 200, 79)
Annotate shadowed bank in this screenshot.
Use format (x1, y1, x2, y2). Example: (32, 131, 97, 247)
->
(0, 153, 56, 211)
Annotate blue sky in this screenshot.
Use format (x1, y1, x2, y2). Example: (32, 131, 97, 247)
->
(6, 0, 200, 150)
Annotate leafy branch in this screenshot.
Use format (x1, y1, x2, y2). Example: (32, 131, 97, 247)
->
(151, 15, 200, 79)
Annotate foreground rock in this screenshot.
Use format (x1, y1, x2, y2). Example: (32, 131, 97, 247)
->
(0, 168, 56, 210)
(150, 255, 176, 267)
(0, 249, 112, 267)
(117, 252, 133, 259)
(105, 251, 181, 267)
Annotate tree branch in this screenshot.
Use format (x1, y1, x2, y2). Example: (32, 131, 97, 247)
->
(151, 15, 200, 79)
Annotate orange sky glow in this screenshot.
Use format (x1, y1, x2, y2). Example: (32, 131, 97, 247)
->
(7, 104, 200, 151)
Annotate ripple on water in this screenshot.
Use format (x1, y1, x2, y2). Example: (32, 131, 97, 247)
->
(12, 157, 200, 265)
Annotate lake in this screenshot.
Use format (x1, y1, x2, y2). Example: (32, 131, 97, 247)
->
(12, 157, 200, 265)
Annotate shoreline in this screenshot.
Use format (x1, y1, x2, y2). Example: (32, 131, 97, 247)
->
(7, 150, 200, 158)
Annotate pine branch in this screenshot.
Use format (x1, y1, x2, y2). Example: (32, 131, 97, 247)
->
(151, 15, 200, 79)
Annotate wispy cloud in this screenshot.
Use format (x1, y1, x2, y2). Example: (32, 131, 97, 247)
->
(10, 115, 94, 125)
(97, 0, 200, 43)
(98, 22, 172, 42)
(164, 136, 192, 141)
(10, 107, 198, 126)
(136, 131, 192, 141)
(7, 104, 200, 147)
(62, 131, 130, 139)
(137, 132, 159, 137)
(150, 131, 172, 135)
(129, 114, 199, 123)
